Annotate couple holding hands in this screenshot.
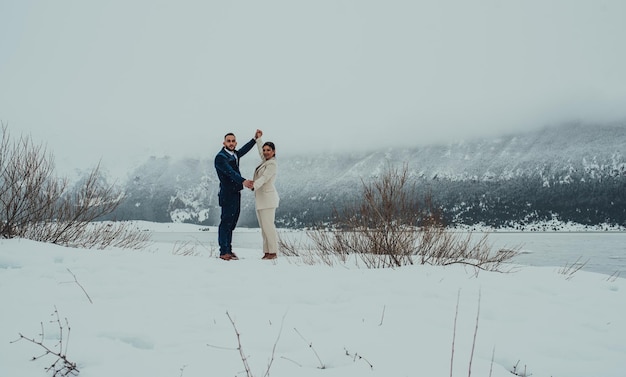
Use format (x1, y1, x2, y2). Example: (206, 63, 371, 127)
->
(214, 129, 279, 261)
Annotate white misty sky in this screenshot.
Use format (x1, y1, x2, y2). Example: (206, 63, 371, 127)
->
(1, 0, 625, 178)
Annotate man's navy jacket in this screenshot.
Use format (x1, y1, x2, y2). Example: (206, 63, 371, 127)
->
(214, 138, 256, 196)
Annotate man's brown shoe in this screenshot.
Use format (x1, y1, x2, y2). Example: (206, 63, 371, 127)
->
(262, 253, 277, 260)
(219, 254, 232, 260)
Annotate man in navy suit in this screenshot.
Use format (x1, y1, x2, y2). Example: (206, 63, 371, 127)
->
(214, 130, 258, 260)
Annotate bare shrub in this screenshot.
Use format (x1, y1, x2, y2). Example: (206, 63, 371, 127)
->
(302, 229, 352, 266)
(171, 238, 216, 257)
(1, 123, 65, 238)
(1, 124, 147, 249)
(282, 164, 519, 271)
(172, 240, 201, 256)
(302, 164, 421, 268)
(557, 256, 589, 280)
(277, 232, 303, 257)
(606, 270, 621, 282)
(11, 306, 80, 377)
(279, 231, 349, 266)
(417, 226, 520, 273)
(77, 221, 150, 250)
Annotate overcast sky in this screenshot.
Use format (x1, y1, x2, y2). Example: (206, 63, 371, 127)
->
(1, 0, 625, 178)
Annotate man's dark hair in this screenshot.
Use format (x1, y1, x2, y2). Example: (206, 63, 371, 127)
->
(224, 132, 235, 139)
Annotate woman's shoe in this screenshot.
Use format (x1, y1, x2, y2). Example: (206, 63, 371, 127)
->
(262, 253, 277, 260)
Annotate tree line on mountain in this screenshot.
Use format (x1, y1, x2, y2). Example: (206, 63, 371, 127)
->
(430, 176, 626, 228)
(273, 175, 626, 228)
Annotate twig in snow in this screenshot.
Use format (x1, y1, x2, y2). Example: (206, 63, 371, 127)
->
(468, 290, 481, 377)
(344, 348, 374, 370)
(206, 343, 237, 351)
(294, 328, 325, 369)
(511, 360, 532, 376)
(488, 346, 495, 377)
(226, 311, 253, 377)
(450, 289, 461, 377)
(279, 356, 302, 367)
(62, 268, 93, 304)
(217, 312, 286, 377)
(263, 312, 287, 377)
(606, 270, 620, 282)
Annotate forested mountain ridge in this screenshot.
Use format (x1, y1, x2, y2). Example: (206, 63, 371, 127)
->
(104, 122, 626, 228)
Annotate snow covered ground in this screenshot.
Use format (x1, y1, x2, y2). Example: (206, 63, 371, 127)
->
(1, 221, 625, 377)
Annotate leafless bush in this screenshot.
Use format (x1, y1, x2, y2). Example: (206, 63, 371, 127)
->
(1, 123, 65, 238)
(606, 270, 621, 282)
(282, 164, 519, 271)
(333, 164, 421, 268)
(279, 230, 350, 266)
(11, 306, 80, 377)
(417, 226, 520, 273)
(557, 256, 588, 280)
(171, 238, 216, 257)
(1, 124, 147, 249)
(172, 240, 201, 256)
(277, 232, 303, 257)
(79, 221, 150, 249)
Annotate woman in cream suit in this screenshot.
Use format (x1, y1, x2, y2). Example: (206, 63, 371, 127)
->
(252, 130, 280, 260)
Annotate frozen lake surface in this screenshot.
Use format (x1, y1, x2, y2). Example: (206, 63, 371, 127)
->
(479, 231, 626, 277)
(149, 228, 626, 278)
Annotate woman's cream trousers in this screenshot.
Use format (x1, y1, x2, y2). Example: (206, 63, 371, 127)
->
(256, 208, 278, 253)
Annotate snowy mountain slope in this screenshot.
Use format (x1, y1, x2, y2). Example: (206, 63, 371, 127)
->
(106, 122, 626, 227)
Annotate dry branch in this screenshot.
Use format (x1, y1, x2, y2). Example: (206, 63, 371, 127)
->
(62, 269, 93, 304)
(10, 306, 79, 376)
(293, 328, 325, 369)
(226, 311, 253, 377)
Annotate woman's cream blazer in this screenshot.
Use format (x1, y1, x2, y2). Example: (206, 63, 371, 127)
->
(252, 138, 279, 210)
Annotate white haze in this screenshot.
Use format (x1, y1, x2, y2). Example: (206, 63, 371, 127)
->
(1, 1, 626, 179)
